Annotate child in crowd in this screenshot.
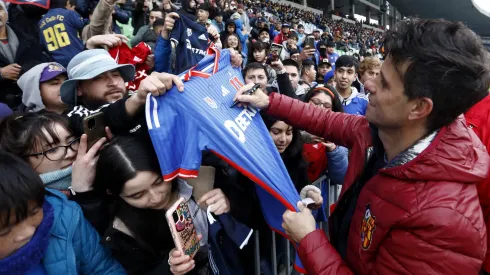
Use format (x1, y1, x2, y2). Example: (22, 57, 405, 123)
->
(39, 0, 85, 67)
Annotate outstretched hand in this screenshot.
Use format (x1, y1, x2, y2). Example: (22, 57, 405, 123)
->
(136, 72, 184, 101)
(233, 82, 270, 109)
(86, 34, 128, 49)
(282, 201, 316, 243)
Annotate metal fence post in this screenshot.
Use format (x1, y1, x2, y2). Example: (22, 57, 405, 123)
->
(272, 232, 278, 275)
(285, 238, 291, 275)
(254, 232, 261, 275)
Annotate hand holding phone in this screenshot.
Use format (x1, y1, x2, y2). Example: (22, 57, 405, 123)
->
(304, 36, 315, 50)
(266, 43, 283, 65)
(166, 198, 200, 258)
(168, 239, 202, 274)
(83, 112, 106, 150)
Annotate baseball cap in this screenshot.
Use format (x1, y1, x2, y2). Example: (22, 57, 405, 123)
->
(313, 29, 321, 33)
(318, 59, 331, 67)
(326, 41, 336, 47)
(298, 24, 304, 29)
(324, 70, 335, 82)
(281, 23, 290, 28)
(258, 17, 267, 23)
(60, 49, 135, 106)
(197, 2, 210, 11)
(40, 63, 66, 83)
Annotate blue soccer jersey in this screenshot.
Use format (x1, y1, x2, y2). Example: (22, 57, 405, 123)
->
(170, 12, 211, 74)
(39, 9, 85, 68)
(340, 87, 369, 115)
(327, 52, 340, 64)
(146, 48, 308, 273)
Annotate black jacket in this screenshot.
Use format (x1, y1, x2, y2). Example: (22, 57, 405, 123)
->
(71, 191, 209, 275)
(0, 24, 50, 108)
(63, 97, 150, 143)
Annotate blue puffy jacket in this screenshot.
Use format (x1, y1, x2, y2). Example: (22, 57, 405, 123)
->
(43, 189, 126, 275)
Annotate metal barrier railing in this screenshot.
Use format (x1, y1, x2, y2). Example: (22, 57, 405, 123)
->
(252, 175, 341, 275)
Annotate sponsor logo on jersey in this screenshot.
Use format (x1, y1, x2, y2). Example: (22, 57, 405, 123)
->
(187, 28, 193, 37)
(204, 96, 218, 109)
(198, 34, 207, 40)
(360, 203, 376, 250)
(186, 39, 207, 56)
(222, 86, 230, 97)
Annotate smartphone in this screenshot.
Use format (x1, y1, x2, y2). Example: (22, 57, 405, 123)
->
(266, 43, 283, 64)
(165, 197, 200, 258)
(304, 36, 315, 49)
(83, 112, 106, 149)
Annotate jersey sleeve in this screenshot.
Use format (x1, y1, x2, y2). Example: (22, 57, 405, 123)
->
(146, 94, 204, 181)
(67, 10, 85, 30)
(170, 18, 183, 46)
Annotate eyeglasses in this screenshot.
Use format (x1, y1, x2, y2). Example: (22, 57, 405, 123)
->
(310, 99, 332, 109)
(24, 137, 81, 161)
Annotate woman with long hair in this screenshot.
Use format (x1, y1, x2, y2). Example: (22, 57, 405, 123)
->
(0, 143, 123, 274)
(223, 33, 247, 67)
(0, 111, 104, 195)
(90, 136, 231, 274)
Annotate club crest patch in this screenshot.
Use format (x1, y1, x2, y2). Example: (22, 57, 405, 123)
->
(360, 203, 376, 250)
(203, 96, 218, 109)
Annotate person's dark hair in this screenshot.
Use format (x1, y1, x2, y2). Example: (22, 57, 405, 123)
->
(242, 62, 268, 79)
(287, 31, 298, 41)
(283, 59, 299, 72)
(303, 84, 344, 113)
(0, 151, 45, 228)
(94, 136, 178, 254)
(384, 18, 490, 131)
(259, 27, 269, 36)
(301, 59, 315, 76)
(335, 55, 359, 71)
(224, 33, 243, 53)
(0, 111, 72, 160)
(150, 7, 163, 14)
(50, 0, 76, 8)
(247, 41, 269, 64)
(262, 115, 308, 191)
(153, 18, 165, 28)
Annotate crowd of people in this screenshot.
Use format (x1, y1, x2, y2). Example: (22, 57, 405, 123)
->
(0, 0, 490, 274)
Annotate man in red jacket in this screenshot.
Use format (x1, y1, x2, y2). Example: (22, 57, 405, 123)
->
(273, 24, 291, 44)
(234, 18, 490, 274)
(465, 92, 490, 275)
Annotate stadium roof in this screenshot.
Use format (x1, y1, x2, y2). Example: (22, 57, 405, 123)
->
(389, 0, 490, 36)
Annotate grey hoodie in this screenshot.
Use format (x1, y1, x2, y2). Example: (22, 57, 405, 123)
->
(18, 62, 64, 112)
